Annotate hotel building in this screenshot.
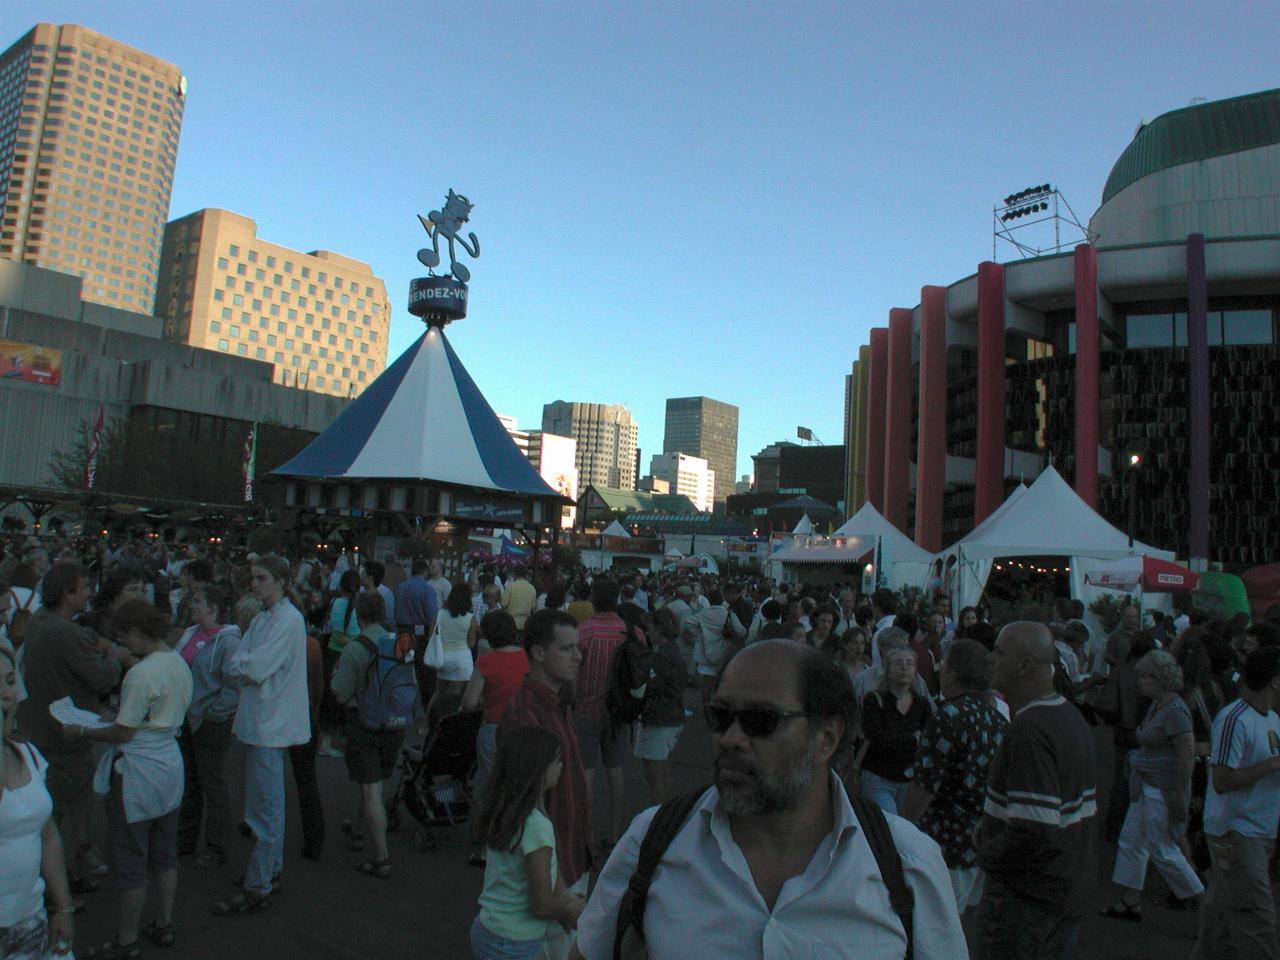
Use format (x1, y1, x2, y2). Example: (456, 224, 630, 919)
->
(155, 208, 390, 398)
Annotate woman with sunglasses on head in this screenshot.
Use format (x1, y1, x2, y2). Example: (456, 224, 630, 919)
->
(858, 646, 931, 815)
(1, 645, 76, 959)
(174, 584, 241, 868)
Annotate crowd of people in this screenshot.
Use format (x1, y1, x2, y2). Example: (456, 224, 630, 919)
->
(1, 531, 1280, 959)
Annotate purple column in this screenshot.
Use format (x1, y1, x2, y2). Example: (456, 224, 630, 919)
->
(1187, 233, 1209, 565)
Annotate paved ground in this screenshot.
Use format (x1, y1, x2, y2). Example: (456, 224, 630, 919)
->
(70, 692, 1219, 959)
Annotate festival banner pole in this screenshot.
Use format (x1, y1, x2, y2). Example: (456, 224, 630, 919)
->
(242, 423, 258, 502)
(83, 404, 104, 491)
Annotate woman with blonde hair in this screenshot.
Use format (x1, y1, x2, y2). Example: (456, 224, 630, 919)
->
(857, 646, 931, 815)
(1102, 648, 1204, 920)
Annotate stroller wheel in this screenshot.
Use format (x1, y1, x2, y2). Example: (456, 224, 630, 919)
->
(413, 828, 437, 852)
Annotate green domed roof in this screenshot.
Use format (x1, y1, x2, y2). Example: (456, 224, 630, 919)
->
(1101, 88, 1280, 204)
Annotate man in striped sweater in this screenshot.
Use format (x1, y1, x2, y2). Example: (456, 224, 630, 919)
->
(972, 621, 1098, 960)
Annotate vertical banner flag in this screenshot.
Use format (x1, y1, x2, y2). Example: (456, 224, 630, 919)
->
(83, 405, 104, 491)
(242, 423, 258, 502)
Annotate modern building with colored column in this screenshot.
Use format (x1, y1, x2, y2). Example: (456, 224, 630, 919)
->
(844, 87, 1280, 569)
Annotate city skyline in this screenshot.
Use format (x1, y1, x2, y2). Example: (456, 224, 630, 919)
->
(10, 3, 1279, 479)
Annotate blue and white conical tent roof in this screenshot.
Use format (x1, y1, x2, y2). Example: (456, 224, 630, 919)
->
(273, 326, 559, 498)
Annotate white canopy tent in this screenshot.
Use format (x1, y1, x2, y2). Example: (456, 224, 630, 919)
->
(792, 514, 815, 535)
(601, 520, 631, 538)
(942, 466, 1175, 612)
(832, 502, 935, 591)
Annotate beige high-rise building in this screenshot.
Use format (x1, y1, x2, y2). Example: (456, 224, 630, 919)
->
(155, 209, 391, 398)
(0, 23, 186, 313)
(541, 400, 638, 491)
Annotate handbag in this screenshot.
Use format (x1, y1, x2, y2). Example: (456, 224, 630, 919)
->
(424, 616, 446, 670)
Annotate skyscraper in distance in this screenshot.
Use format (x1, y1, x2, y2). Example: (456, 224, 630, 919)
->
(663, 396, 738, 503)
(0, 23, 186, 313)
(541, 400, 638, 491)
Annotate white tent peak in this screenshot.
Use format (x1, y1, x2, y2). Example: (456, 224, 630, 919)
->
(792, 514, 815, 535)
(833, 502, 932, 563)
(952, 465, 1170, 561)
(601, 520, 631, 538)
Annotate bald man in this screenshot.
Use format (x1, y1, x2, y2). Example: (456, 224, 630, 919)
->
(570, 640, 966, 959)
(971, 622, 1098, 960)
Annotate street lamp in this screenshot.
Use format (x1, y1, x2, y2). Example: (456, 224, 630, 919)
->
(1120, 440, 1147, 548)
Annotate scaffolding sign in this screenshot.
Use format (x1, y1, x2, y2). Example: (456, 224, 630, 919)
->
(993, 184, 1093, 260)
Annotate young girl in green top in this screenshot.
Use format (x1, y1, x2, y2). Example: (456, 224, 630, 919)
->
(471, 727, 584, 960)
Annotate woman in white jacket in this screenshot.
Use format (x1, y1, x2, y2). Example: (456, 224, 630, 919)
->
(213, 555, 309, 916)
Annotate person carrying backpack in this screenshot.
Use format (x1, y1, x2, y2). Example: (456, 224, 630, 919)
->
(629, 606, 687, 805)
(330, 591, 416, 879)
(568, 639, 966, 960)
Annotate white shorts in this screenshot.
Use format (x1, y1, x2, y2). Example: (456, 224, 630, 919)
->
(634, 724, 682, 761)
(437, 646, 474, 682)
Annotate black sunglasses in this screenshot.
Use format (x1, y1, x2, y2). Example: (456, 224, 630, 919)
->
(704, 703, 812, 738)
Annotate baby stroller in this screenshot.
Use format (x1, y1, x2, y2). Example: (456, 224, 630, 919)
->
(387, 708, 482, 851)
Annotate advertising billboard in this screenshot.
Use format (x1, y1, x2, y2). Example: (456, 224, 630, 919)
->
(0, 338, 62, 386)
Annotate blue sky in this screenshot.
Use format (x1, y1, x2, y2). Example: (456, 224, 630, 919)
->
(18, 2, 1280, 483)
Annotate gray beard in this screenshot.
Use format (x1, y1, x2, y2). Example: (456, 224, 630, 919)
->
(716, 736, 817, 816)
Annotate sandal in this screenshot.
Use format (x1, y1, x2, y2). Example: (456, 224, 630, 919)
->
(1100, 901, 1142, 922)
(83, 939, 141, 959)
(341, 820, 364, 851)
(357, 857, 392, 879)
(211, 891, 270, 916)
(232, 872, 283, 894)
(143, 920, 176, 948)
(194, 848, 228, 869)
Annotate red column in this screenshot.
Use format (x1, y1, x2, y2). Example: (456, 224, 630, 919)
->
(915, 286, 947, 551)
(1073, 244, 1099, 507)
(883, 309, 914, 532)
(974, 261, 1006, 526)
(866, 327, 889, 512)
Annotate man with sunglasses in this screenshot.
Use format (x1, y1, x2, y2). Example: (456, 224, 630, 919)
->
(569, 639, 965, 959)
(972, 622, 1098, 960)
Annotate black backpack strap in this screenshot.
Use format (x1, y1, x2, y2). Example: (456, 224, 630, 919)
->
(852, 795, 914, 960)
(611, 786, 709, 960)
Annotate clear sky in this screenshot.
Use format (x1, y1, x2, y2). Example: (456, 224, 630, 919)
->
(16, 2, 1280, 485)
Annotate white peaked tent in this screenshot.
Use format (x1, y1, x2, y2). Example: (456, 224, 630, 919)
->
(945, 466, 1175, 611)
(601, 520, 631, 538)
(831, 502, 934, 591)
(792, 514, 815, 535)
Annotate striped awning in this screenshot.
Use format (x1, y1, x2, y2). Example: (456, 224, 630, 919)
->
(273, 326, 558, 498)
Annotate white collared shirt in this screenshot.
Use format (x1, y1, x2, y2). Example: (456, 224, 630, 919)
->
(574, 772, 966, 960)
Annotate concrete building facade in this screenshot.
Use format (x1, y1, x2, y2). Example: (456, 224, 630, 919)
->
(0, 23, 185, 314)
(155, 209, 390, 398)
(0, 258, 344, 501)
(662, 395, 738, 503)
(648, 451, 715, 512)
(541, 400, 638, 491)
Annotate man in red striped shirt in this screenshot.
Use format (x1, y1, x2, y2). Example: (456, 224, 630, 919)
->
(574, 579, 630, 847)
(497, 608, 591, 959)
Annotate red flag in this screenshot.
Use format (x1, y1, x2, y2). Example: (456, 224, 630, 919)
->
(83, 405, 104, 491)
